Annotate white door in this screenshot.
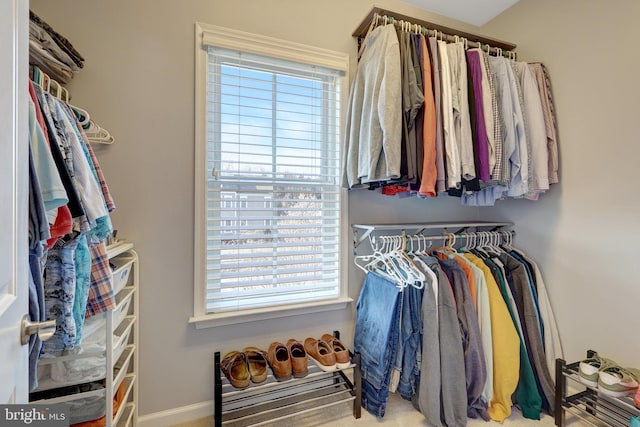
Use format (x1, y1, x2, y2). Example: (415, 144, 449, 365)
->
(0, 0, 30, 404)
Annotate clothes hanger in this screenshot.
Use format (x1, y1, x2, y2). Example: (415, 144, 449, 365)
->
(85, 120, 115, 145)
(469, 232, 483, 257)
(383, 235, 424, 289)
(397, 235, 425, 288)
(500, 230, 515, 252)
(432, 232, 457, 259)
(479, 231, 501, 257)
(70, 104, 91, 126)
(362, 236, 406, 287)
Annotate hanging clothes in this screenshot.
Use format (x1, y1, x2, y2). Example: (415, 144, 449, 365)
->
(353, 229, 562, 423)
(354, 271, 402, 417)
(342, 24, 402, 188)
(529, 63, 559, 185)
(399, 31, 424, 184)
(437, 256, 489, 420)
(417, 35, 438, 198)
(428, 36, 447, 194)
(344, 18, 559, 205)
(26, 72, 117, 392)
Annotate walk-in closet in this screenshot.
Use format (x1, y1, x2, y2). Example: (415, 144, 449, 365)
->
(3, 0, 640, 426)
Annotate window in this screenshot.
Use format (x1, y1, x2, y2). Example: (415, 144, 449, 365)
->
(194, 23, 350, 321)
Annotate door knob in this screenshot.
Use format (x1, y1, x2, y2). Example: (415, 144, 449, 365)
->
(20, 315, 56, 345)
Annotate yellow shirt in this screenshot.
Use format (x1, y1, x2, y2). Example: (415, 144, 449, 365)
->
(464, 253, 520, 422)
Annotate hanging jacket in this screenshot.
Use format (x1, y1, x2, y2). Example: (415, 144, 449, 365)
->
(437, 257, 489, 421)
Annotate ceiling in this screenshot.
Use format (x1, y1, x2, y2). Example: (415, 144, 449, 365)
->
(400, 0, 520, 26)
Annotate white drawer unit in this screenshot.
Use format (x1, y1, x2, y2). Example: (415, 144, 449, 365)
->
(30, 243, 139, 427)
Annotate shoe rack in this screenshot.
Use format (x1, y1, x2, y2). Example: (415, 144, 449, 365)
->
(555, 350, 640, 427)
(213, 331, 361, 427)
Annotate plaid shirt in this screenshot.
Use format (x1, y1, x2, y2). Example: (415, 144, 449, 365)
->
(86, 241, 116, 317)
(483, 51, 506, 185)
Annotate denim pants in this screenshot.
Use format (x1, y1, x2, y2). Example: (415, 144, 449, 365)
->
(354, 272, 401, 417)
(43, 235, 80, 353)
(396, 284, 424, 400)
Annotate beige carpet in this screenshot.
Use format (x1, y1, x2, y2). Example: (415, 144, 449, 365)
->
(171, 392, 591, 426)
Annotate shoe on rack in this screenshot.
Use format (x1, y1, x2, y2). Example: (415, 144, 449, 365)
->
(286, 339, 309, 378)
(598, 366, 640, 397)
(579, 356, 617, 387)
(243, 347, 268, 384)
(320, 333, 351, 369)
(267, 342, 292, 381)
(221, 351, 250, 389)
(304, 337, 336, 372)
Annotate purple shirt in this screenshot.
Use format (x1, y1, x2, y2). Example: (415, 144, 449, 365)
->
(466, 50, 491, 182)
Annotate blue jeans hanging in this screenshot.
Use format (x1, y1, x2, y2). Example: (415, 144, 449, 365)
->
(354, 271, 401, 418)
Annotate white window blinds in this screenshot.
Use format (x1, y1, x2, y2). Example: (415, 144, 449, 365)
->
(204, 43, 345, 313)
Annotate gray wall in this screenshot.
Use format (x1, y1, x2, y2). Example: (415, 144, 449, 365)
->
(29, 0, 640, 418)
(482, 0, 640, 371)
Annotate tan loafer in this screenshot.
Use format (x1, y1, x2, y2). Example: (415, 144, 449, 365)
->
(221, 351, 250, 389)
(243, 347, 268, 384)
(267, 342, 292, 381)
(286, 339, 309, 378)
(304, 337, 336, 372)
(321, 334, 351, 369)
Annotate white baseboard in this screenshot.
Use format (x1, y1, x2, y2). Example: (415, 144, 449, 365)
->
(138, 401, 213, 427)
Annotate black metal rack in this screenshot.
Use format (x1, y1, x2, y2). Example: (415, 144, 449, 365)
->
(214, 331, 361, 426)
(555, 350, 640, 427)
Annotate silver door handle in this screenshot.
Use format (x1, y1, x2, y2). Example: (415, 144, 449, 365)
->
(20, 315, 56, 345)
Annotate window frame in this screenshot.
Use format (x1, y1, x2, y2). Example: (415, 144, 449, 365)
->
(191, 22, 351, 328)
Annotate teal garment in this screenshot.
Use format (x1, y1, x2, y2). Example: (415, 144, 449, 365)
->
(499, 253, 555, 415)
(28, 96, 68, 213)
(630, 416, 640, 427)
(484, 258, 542, 420)
(73, 234, 92, 345)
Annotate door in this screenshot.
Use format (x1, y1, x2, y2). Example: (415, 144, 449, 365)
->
(0, 0, 29, 404)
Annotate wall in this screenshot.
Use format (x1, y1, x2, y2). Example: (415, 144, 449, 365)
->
(481, 0, 640, 369)
(29, 0, 494, 418)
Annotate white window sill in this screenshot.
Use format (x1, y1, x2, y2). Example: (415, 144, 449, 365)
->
(189, 297, 354, 329)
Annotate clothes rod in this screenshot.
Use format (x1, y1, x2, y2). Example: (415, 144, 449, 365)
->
(371, 230, 516, 250)
(352, 221, 513, 250)
(352, 7, 517, 52)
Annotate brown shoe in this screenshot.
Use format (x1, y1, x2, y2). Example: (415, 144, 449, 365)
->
(321, 334, 351, 369)
(221, 351, 250, 389)
(304, 337, 336, 372)
(286, 339, 308, 378)
(266, 342, 292, 381)
(243, 347, 268, 384)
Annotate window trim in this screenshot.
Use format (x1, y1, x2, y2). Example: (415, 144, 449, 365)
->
(192, 22, 351, 326)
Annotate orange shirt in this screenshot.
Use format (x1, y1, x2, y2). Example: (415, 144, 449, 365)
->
(418, 35, 438, 197)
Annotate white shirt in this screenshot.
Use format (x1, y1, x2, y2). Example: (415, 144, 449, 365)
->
(447, 42, 475, 181)
(516, 62, 550, 195)
(438, 41, 460, 189)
